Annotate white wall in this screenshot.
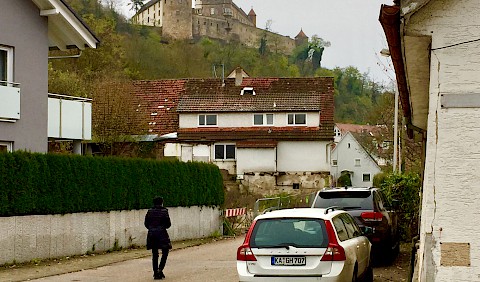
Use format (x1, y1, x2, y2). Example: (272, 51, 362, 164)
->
(331, 133, 380, 187)
(237, 148, 276, 174)
(276, 141, 330, 172)
(179, 112, 320, 128)
(407, 1, 480, 280)
(0, 206, 221, 265)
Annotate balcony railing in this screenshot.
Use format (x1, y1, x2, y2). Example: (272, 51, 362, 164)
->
(48, 93, 92, 140)
(0, 81, 20, 122)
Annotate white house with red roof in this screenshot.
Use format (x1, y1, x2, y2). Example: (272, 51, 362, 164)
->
(133, 76, 335, 194)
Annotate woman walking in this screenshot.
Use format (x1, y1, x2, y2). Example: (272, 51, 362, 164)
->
(145, 197, 172, 280)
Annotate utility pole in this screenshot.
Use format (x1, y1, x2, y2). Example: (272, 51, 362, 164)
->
(393, 85, 399, 172)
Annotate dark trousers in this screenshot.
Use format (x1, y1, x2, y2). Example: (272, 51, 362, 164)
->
(152, 248, 169, 273)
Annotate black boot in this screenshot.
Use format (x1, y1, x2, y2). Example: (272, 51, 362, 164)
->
(159, 271, 165, 279)
(153, 271, 163, 280)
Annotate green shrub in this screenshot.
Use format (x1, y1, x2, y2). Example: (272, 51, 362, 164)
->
(0, 152, 224, 216)
(378, 172, 421, 241)
(337, 173, 352, 187)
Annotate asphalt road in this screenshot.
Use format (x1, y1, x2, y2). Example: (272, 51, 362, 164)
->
(29, 236, 244, 282)
(1, 235, 410, 282)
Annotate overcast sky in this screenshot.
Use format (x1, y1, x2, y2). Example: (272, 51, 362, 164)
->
(117, 0, 395, 84)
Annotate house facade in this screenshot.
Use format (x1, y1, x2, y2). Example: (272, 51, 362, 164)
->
(134, 77, 335, 194)
(331, 132, 381, 187)
(0, 0, 98, 153)
(380, 1, 480, 280)
(335, 123, 391, 167)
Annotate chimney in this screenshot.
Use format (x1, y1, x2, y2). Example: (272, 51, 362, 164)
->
(235, 67, 243, 86)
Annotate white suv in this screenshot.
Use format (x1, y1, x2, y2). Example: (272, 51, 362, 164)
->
(237, 208, 373, 282)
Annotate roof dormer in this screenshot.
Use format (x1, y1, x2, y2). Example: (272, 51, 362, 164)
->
(241, 87, 256, 96)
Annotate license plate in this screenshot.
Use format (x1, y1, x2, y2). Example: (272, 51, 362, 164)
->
(271, 256, 306, 266)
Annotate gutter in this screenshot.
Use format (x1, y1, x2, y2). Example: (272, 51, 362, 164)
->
(379, 4, 415, 138)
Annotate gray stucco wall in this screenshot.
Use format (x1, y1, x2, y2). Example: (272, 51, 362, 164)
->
(0, 206, 222, 265)
(0, 1, 49, 152)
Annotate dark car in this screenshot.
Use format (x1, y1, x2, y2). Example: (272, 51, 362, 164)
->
(311, 187, 399, 262)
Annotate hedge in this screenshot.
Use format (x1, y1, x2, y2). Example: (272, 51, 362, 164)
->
(0, 152, 224, 216)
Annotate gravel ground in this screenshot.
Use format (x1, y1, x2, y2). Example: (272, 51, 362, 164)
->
(374, 243, 413, 282)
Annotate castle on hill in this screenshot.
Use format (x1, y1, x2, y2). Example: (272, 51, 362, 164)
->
(132, 0, 309, 54)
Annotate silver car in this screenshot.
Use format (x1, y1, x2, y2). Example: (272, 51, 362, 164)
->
(237, 208, 373, 282)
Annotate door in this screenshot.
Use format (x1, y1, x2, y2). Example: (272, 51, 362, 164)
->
(181, 145, 193, 162)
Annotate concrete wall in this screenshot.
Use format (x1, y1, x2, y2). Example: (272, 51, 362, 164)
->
(407, 0, 480, 280)
(277, 141, 330, 172)
(237, 148, 276, 174)
(0, 1, 49, 152)
(0, 206, 221, 265)
(331, 133, 381, 187)
(179, 112, 320, 128)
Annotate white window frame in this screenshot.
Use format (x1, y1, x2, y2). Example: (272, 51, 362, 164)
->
(0, 141, 13, 152)
(210, 8, 215, 15)
(287, 113, 307, 126)
(0, 45, 14, 85)
(334, 127, 341, 137)
(214, 143, 236, 160)
(362, 173, 371, 182)
(198, 114, 217, 127)
(253, 113, 274, 126)
(355, 158, 361, 167)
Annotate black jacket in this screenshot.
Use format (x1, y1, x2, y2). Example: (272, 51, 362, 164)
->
(144, 206, 172, 250)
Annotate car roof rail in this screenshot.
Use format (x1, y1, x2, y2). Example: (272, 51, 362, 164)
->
(324, 206, 339, 214)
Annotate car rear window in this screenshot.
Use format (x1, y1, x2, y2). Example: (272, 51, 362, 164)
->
(313, 191, 373, 210)
(250, 218, 329, 248)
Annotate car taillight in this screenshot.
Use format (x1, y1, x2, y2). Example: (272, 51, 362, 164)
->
(237, 220, 257, 261)
(322, 220, 346, 261)
(361, 212, 383, 222)
(237, 244, 257, 261)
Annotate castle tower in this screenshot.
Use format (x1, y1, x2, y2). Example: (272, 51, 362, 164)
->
(162, 0, 193, 40)
(248, 8, 256, 27)
(295, 28, 309, 46)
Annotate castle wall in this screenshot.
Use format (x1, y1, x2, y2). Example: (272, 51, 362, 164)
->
(162, 0, 193, 39)
(133, 0, 296, 54)
(192, 14, 295, 54)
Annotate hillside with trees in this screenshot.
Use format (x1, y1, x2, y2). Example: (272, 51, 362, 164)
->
(50, 0, 394, 136)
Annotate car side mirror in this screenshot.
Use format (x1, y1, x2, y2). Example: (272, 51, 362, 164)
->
(362, 226, 374, 236)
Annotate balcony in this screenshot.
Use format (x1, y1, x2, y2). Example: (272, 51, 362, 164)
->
(48, 94, 92, 140)
(0, 81, 20, 122)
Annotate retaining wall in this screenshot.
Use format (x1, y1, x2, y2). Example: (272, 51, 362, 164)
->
(0, 206, 221, 265)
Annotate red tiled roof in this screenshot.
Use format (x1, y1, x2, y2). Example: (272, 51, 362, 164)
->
(295, 29, 308, 39)
(178, 77, 333, 112)
(177, 126, 332, 141)
(132, 80, 186, 136)
(132, 77, 335, 141)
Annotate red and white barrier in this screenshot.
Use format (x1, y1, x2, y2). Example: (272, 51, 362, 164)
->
(225, 208, 246, 218)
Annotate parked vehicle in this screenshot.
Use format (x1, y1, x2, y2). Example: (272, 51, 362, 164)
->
(311, 187, 400, 262)
(237, 208, 373, 281)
